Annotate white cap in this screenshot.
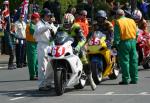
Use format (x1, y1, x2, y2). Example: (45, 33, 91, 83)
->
(3, 0, 9, 5)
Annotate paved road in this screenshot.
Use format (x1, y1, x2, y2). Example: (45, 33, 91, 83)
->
(0, 59, 150, 103)
(0, 54, 9, 70)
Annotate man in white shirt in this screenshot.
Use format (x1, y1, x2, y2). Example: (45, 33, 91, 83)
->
(33, 9, 57, 91)
(15, 14, 27, 68)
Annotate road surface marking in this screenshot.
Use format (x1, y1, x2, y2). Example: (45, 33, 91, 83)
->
(15, 93, 23, 96)
(104, 92, 114, 95)
(0, 66, 7, 69)
(139, 92, 148, 95)
(10, 97, 24, 101)
(65, 93, 150, 96)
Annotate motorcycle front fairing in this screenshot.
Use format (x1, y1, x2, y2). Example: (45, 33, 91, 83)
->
(87, 31, 113, 77)
(49, 38, 83, 87)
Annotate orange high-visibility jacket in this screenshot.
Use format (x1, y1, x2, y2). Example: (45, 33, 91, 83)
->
(26, 24, 36, 42)
(75, 18, 89, 37)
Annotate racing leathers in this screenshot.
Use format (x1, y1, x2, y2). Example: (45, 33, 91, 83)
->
(95, 20, 114, 48)
(57, 23, 87, 64)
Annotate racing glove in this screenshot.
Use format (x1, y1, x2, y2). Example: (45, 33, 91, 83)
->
(74, 45, 81, 54)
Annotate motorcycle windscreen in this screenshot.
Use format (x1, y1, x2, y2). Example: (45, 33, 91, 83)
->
(54, 32, 74, 45)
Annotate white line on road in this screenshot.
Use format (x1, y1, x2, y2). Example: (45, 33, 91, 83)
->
(104, 92, 114, 95)
(15, 93, 23, 96)
(65, 93, 150, 96)
(10, 97, 25, 101)
(139, 92, 148, 95)
(0, 66, 7, 69)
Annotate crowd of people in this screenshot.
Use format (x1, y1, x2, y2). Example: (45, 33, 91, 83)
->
(0, 0, 150, 91)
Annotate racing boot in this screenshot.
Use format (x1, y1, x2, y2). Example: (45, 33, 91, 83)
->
(87, 73, 97, 90)
(83, 64, 96, 90)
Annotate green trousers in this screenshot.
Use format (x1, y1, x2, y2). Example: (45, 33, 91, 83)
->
(118, 39, 138, 83)
(26, 41, 38, 79)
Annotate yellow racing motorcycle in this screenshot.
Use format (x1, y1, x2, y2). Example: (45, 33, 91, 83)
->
(87, 31, 119, 84)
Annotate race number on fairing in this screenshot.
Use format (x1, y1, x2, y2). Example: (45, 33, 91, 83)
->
(52, 46, 65, 57)
(89, 37, 100, 46)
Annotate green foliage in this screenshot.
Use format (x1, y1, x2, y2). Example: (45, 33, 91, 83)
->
(9, 0, 22, 11)
(94, 0, 112, 12)
(115, 0, 128, 4)
(60, 0, 77, 15)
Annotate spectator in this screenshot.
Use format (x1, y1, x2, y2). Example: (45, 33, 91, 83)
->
(66, 5, 73, 13)
(11, 9, 20, 23)
(33, 9, 55, 91)
(122, 2, 132, 18)
(48, 13, 58, 35)
(43, 0, 53, 11)
(51, 0, 61, 24)
(113, 9, 138, 85)
(0, 9, 3, 36)
(26, 13, 39, 80)
(43, 0, 61, 24)
(75, 10, 89, 37)
(71, 7, 76, 16)
(76, 0, 92, 18)
(137, 0, 149, 19)
(2, 0, 16, 69)
(86, 0, 93, 18)
(76, 0, 87, 14)
(33, 3, 40, 13)
(65, 5, 76, 17)
(106, 0, 114, 8)
(14, 14, 27, 68)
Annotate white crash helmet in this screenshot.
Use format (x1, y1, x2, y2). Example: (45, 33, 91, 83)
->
(63, 13, 75, 24)
(132, 10, 142, 20)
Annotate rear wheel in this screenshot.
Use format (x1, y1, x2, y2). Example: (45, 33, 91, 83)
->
(54, 66, 66, 96)
(91, 62, 103, 85)
(108, 63, 120, 79)
(143, 58, 150, 69)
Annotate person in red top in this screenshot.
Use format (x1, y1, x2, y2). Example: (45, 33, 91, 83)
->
(132, 10, 150, 63)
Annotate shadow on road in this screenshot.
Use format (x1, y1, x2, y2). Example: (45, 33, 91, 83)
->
(0, 89, 57, 97)
(138, 68, 150, 71)
(0, 87, 92, 97)
(0, 80, 29, 83)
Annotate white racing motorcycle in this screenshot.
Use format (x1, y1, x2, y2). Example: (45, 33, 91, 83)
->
(48, 32, 87, 96)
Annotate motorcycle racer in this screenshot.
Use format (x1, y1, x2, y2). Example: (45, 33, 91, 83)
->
(56, 14, 96, 90)
(95, 10, 114, 48)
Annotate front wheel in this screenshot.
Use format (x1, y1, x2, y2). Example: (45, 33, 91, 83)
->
(54, 69, 66, 96)
(91, 63, 103, 85)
